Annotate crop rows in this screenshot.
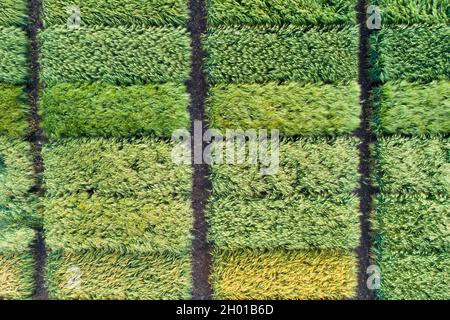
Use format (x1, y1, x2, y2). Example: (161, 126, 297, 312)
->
(371, 0, 449, 299)
(0, 2, 37, 299)
(204, 0, 361, 299)
(36, 0, 192, 299)
(1, 0, 448, 300)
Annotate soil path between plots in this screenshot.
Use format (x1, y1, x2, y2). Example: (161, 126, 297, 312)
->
(355, 0, 376, 300)
(27, 0, 49, 300)
(187, 0, 213, 299)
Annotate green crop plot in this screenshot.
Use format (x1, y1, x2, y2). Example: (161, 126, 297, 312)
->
(42, 0, 189, 27)
(372, 0, 449, 25)
(0, 27, 28, 84)
(0, 226, 35, 300)
(374, 136, 449, 195)
(207, 0, 356, 26)
(0, 84, 29, 138)
(208, 195, 360, 250)
(44, 192, 193, 253)
(39, 26, 191, 85)
(0, 138, 36, 226)
(208, 138, 360, 250)
(46, 250, 191, 300)
(41, 82, 190, 138)
(212, 249, 357, 299)
(42, 138, 192, 197)
(371, 25, 449, 83)
(205, 25, 358, 84)
(42, 138, 192, 253)
(207, 82, 360, 136)
(374, 194, 449, 253)
(374, 80, 450, 135)
(376, 250, 450, 300)
(211, 137, 360, 198)
(0, 0, 27, 27)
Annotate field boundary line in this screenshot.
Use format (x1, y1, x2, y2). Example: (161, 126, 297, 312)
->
(26, 0, 49, 300)
(187, 0, 213, 299)
(355, 0, 376, 300)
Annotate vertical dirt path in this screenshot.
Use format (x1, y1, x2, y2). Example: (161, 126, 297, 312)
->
(187, 0, 213, 300)
(26, 0, 48, 300)
(356, 0, 376, 300)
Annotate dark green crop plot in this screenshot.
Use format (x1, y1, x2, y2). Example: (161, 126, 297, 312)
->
(208, 82, 360, 136)
(39, 26, 191, 85)
(42, 0, 189, 27)
(205, 26, 358, 84)
(41, 82, 190, 138)
(0, 138, 36, 225)
(0, 0, 27, 27)
(0, 226, 35, 299)
(375, 194, 449, 254)
(46, 250, 191, 300)
(0, 27, 28, 84)
(372, 0, 449, 25)
(374, 80, 450, 135)
(44, 192, 192, 254)
(43, 138, 192, 197)
(0, 84, 29, 138)
(211, 137, 360, 198)
(374, 136, 449, 196)
(376, 250, 450, 300)
(207, 195, 360, 250)
(207, 0, 356, 26)
(371, 26, 449, 83)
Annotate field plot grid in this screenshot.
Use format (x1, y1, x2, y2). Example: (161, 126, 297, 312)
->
(38, 0, 193, 299)
(371, 0, 449, 299)
(205, 0, 362, 299)
(1, 0, 449, 301)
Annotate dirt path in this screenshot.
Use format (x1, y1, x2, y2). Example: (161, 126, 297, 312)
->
(26, 0, 48, 300)
(355, 0, 376, 300)
(187, 0, 213, 300)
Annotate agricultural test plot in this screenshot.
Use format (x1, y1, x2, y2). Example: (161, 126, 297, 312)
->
(0, 0, 448, 302)
(371, 0, 449, 299)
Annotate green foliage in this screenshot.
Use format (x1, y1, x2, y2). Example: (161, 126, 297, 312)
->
(374, 194, 449, 254)
(42, 0, 189, 27)
(209, 137, 360, 251)
(0, 138, 37, 226)
(205, 25, 358, 84)
(207, 0, 356, 26)
(212, 249, 357, 299)
(0, 26, 28, 84)
(41, 82, 190, 139)
(0, 84, 29, 138)
(44, 192, 192, 254)
(208, 81, 360, 136)
(42, 138, 192, 197)
(375, 250, 450, 300)
(372, 0, 449, 25)
(0, 226, 35, 300)
(0, 0, 27, 27)
(211, 137, 360, 198)
(208, 195, 360, 250)
(374, 136, 449, 196)
(39, 26, 191, 85)
(46, 250, 192, 299)
(370, 25, 449, 82)
(373, 80, 450, 135)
